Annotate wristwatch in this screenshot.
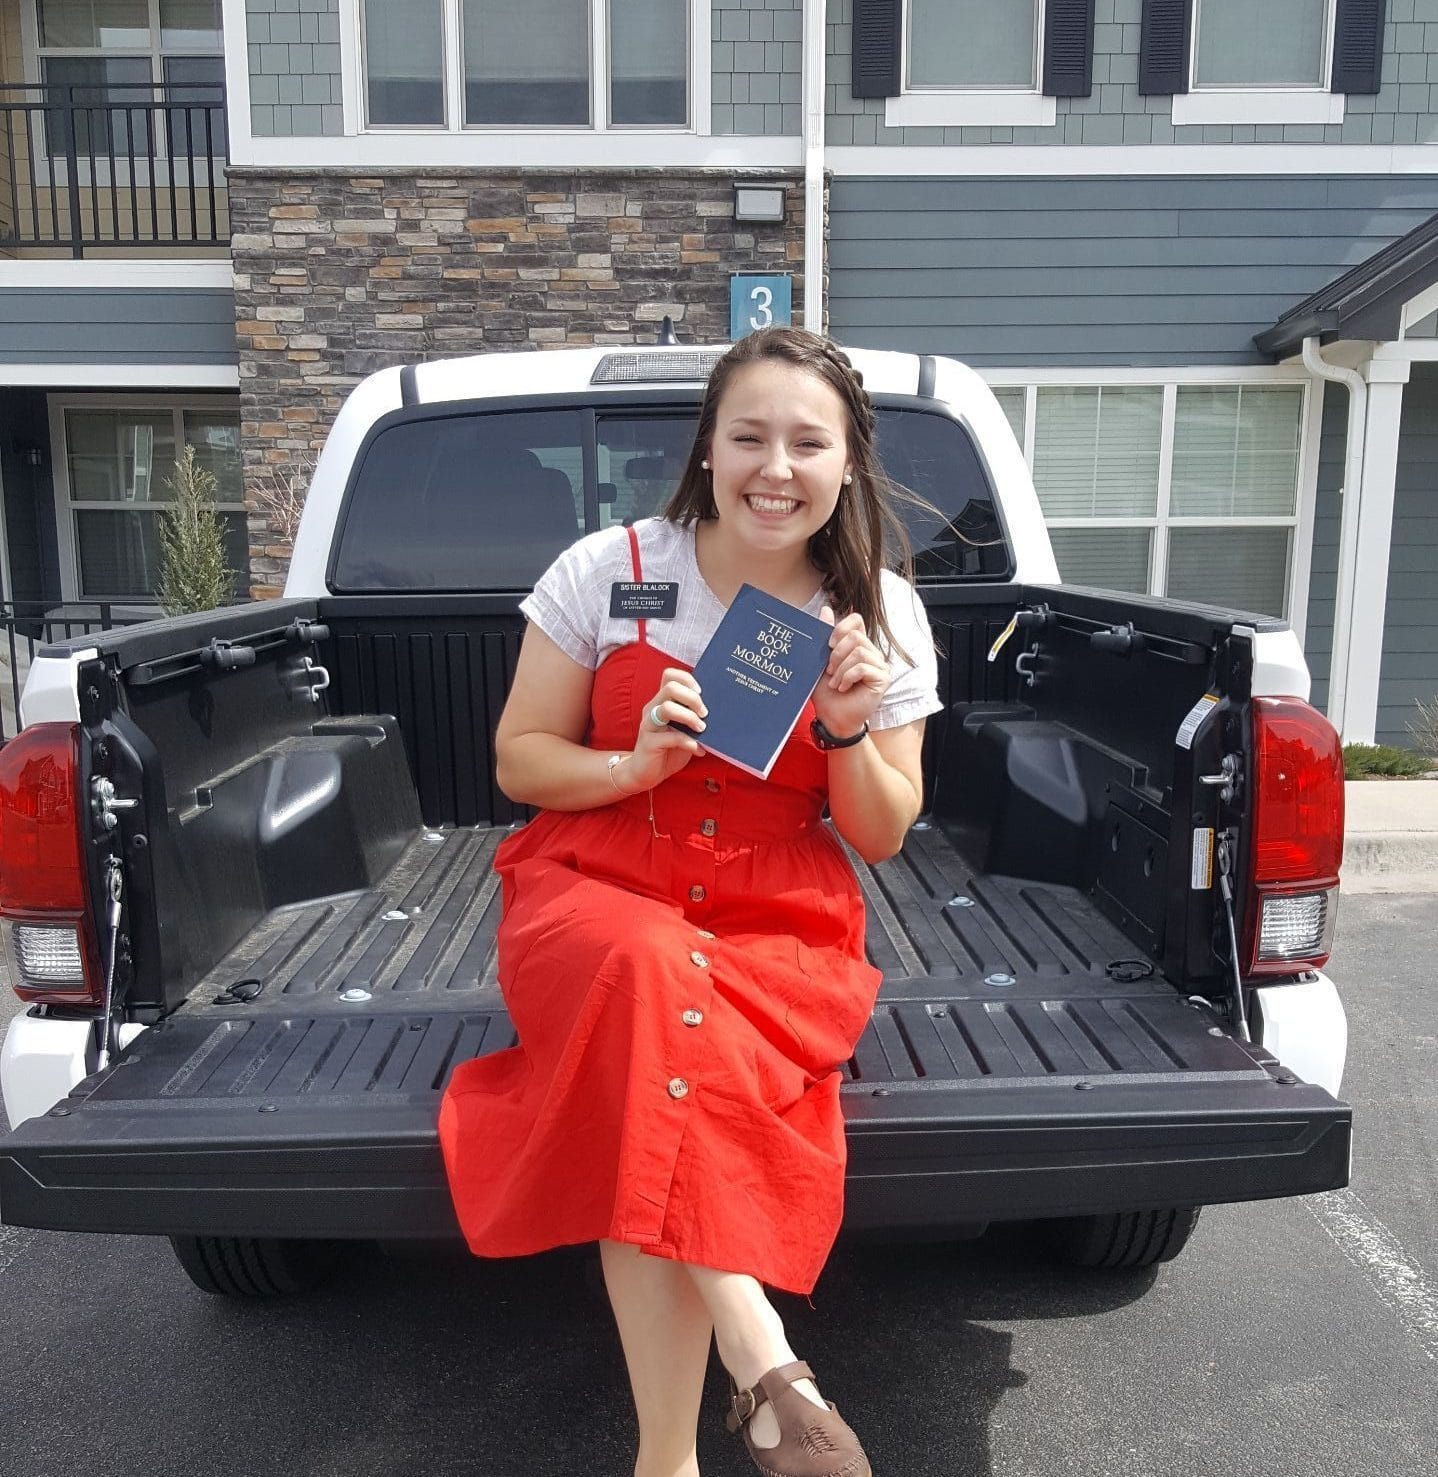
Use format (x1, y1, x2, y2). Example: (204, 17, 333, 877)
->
(811, 718, 870, 750)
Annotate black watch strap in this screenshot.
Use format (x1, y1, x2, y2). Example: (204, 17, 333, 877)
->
(811, 718, 869, 750)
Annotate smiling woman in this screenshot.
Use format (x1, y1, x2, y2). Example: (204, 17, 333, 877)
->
(698, 360, 849, 586)
(438, 328, 941, 1477)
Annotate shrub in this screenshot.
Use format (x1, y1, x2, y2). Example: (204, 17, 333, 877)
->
(158, 443, 237, 616)
(250, 454, 312, 549)
(1342, 742, 1432, 779)
(1408, 697, 1438, 760)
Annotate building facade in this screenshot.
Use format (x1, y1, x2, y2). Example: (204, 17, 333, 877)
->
(0, 0, 1435, 746)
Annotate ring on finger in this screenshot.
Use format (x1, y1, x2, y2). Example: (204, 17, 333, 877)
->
(649, 702, 666, 729)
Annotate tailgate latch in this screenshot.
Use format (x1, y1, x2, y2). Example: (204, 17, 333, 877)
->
(91, 775, 139, 831)
(1198, 752, 1241, 805)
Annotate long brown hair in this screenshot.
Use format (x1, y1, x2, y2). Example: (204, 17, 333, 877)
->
(663, 327, 915, 662)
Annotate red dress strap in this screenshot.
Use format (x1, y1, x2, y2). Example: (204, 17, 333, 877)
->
(625, 524, 648, 647)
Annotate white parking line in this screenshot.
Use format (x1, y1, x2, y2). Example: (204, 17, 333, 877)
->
(0, 1222, 31, 1274)
(1308, 1188, 1438, 1362)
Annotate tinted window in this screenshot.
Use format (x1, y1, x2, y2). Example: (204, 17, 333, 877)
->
(877, 409, 1011, 580)
(333, 403, 1009, 591)
(597, 414, 697, 528)
(332, 409, 583, 591)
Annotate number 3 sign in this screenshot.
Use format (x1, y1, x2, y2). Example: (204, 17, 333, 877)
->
(729, 274, 793, 340)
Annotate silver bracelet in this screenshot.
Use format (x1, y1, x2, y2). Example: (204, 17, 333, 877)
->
(606, 753, 629, 792)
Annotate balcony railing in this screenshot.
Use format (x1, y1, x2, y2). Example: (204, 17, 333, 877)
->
(0, 82, 229, 256)
(0, 601, 152, 744)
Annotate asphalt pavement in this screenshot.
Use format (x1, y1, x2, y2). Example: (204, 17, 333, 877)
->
(0, 893, 1434, 1477)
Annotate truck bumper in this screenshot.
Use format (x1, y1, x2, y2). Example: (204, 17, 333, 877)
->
(0, 1010, 1351, 1240)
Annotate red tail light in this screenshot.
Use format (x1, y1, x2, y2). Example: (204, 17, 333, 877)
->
(1243, 697, 1344, 977)
(0, 723, 104, 1007)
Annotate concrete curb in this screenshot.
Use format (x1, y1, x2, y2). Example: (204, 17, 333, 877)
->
(1342, 778, 1438, 892)
(1343, 869, 1438, 895)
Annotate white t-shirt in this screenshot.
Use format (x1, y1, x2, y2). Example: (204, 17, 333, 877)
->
(520, 517, 942, 731)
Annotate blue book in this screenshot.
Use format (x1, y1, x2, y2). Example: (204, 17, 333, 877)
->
(685, 584, 832, 780)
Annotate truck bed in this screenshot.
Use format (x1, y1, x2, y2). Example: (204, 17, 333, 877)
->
(176, 820, 1247, 1081)
(0, 820, 1351, 1240)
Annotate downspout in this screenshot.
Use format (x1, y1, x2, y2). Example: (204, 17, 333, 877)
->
(1300, 336, 1366, 738)
(801, 0, 825, 331)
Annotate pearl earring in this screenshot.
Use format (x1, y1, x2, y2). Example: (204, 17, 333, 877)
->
(843, 473, 853, 485)
(701, 460, 710, 470)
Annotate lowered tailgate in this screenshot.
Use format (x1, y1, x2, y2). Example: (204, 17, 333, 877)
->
(0, 825, 1351, 1237)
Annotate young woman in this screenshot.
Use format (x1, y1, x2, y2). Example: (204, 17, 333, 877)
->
(439, 327, 940, 1477)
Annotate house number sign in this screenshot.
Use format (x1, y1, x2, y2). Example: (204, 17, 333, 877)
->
(729, 274, 793, 340)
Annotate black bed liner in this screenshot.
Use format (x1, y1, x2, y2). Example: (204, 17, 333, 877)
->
(0, 822, 1352, 1238)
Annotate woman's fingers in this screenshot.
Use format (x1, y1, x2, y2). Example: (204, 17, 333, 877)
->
(827, 632, 886, 692)
(830, 650, 883, 691)
(644, 670, 706, 734)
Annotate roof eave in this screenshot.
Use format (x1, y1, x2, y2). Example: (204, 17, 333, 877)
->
(1253, 311, 1343, 360)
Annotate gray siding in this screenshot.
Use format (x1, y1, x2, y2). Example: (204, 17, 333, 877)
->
(1302, 367, 1438, 747)
(828, 0, 1438, 148)
(0, 289, 237, 367)
(713, 0, 802, 136)
(827, 175, 1438, 365)
(1377, 363, 1438, 745)
(247, 0, 343, 138)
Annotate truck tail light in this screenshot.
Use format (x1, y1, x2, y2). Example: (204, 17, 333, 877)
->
(0, 723, 104, 1007)
(1244, 697, 1344, 977)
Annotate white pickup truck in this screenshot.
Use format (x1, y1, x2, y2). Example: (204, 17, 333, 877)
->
(0, 342, 1350, 1297)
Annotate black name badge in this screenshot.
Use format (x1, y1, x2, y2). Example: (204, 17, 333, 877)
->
(610, 582, 679, 620)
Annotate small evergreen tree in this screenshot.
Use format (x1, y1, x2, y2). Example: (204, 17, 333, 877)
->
(158, 443, 236, 616)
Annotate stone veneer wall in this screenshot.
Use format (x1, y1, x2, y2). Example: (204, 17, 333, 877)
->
(227, 169, 813, 595)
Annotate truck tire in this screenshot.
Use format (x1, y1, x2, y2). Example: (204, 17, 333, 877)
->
(1042, 1207, 1201, 1269)
(168, 1235, 340, 1297)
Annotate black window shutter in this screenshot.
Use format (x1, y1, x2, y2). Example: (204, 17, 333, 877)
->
(1043, 0, 1096, 97)
(1139, 0, 1194, 96)
(1331, 0, 1387, 93)
(852, 0, 902, 99)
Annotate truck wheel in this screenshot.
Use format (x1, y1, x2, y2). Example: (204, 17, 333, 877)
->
(1042, 1207, 1201, 1269)
(168, 1235, 340, 1297)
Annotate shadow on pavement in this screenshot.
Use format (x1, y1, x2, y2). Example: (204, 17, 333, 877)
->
(158, 1230, 1154, 1477)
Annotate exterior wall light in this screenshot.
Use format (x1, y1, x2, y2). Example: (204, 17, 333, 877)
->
(733, 184, 786, 223)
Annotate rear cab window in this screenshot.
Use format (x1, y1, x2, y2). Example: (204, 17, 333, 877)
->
(330, 398, 1013, 592)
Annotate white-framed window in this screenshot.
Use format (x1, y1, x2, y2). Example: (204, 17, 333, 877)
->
(990, 375, 1318, 626)
(909, 0, 1040, 92)
(1173, 0, 1343, 126)
(360, 0, 692, 131)
(1193, 0, 1332, 89)
(47, 395, 248, 604)
(27, 0, 226, 157)
(886, 0, 1056, 127)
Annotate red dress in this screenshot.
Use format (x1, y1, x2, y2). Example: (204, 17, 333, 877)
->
(438, 528, 882, 1294)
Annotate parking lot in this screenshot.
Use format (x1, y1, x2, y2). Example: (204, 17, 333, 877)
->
(1, 892, 1433, 1477)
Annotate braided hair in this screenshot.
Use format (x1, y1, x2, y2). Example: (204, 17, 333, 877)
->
(663, 327, 915, 664)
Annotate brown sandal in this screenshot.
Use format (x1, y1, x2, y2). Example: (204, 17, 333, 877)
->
(725, 1360, 872, 1477)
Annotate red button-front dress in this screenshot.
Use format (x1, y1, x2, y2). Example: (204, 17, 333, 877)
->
(438, 528, 883, 1294)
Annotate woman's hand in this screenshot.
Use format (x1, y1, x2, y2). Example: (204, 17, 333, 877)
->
(813, 607, 891, 740)
(615, 668, 707, 793)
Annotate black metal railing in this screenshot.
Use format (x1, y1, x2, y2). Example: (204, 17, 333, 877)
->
(0, 601, 150, 744)
(0, 82, 228, 256)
